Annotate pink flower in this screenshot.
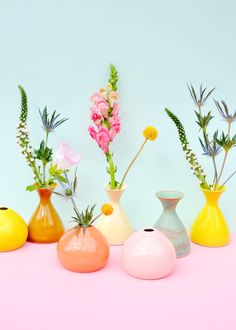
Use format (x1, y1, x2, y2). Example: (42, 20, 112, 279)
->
(109, 91, 118, 106)
(96, 127, 111, 153)
(98, 101, 109, 118)
(90, 107, 102, 126)
(110, 122, 121, 140)
(88, 126, 97, 140)
(53, 142, 81, 171)
(90, 93, 109, 118)
(112, 102, 119, 116)
(90, 92, 103, 104)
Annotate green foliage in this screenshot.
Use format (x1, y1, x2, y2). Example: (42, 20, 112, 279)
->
(34, 141, 53, 165)
(165, 108, 209, 188)
(49, 164, 67, 183)
(195, 111, 213, 129)
(18, 85, 28, 123)
(215, 132, 236, 151)
(17, 85, 68, 191)
(109, 64, 118, 91)
(26, 184, 38, 192)
(72, 205, 96, 231)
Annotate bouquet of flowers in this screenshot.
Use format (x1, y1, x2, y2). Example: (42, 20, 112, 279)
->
(88, 64, 158, 190)
(16, 85, 79, 191)
(165, 84, 236, 190)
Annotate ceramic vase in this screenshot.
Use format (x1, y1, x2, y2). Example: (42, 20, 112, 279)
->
(190, 187, 230, 247)
(28, 188, 64, 243)
(0, 207, 28, 251)
(122, 228, 176, 279)
(96, 185, 133, 245)
(154, 190, 190, 257)
(57, 226, 109, 272)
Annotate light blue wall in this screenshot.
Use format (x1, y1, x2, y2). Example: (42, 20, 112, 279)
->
(1, 0, 236, 230)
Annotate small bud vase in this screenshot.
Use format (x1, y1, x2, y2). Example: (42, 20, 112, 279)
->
(122, 228, 176, 280)
(28, 188, 64, 243)
(96, 185, 133, 245)
(57, 226, 109, 272)
(190, 187, 230, 247)
(0, 207, 28, 251)
(154, 190, 190, 258)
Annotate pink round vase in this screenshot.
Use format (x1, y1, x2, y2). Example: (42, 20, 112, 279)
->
(122, 228, 176, 279)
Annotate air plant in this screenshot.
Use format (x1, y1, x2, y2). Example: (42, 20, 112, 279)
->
(166, 84, 236, 190)
(17, 85, 69, 191)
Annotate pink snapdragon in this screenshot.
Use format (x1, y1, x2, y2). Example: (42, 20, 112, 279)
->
(88, 84, 121, 154)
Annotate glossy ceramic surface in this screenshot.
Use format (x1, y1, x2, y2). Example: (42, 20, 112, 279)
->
(96, 185, 133, 245)
(57, 226, 109, 272)
(122, 228, 176, 279)
(28, 188, 64, 243)
(190, 188, 230, 247)
(0, 207, 28, 251)
(155, 190, 190, 257)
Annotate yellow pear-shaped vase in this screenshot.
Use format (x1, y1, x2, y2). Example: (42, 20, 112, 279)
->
(0, 207, 28, 251)
(190, 187, 230, 247)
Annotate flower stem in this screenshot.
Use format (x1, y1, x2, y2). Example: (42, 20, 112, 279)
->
(107, 151, 116, 189)
(42, 131, 49, 186)
(64, 171, 79, 212)
(119, 139, 147, 189)
(215, 122, 231, 187)
(222, 170, 236, 186)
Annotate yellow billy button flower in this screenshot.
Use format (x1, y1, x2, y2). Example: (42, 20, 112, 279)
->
(119, 126, 158, 189)
(101, 203, 113, 216)
(143, 126, 158, 141)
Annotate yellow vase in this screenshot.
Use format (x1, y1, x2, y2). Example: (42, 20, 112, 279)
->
(190, 187, 230, 247)
(0, 207, 28, 251)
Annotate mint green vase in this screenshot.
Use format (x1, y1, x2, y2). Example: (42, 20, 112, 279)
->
(154, 190, 190, 258)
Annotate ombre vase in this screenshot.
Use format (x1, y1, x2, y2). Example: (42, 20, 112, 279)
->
(96, 185, 133, 245)
(154, 190, 190, 258)
(190, 187, 230, 247)
(28, 188, 64, 243)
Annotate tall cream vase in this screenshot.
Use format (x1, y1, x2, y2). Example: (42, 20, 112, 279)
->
(96, 185, 133, 245)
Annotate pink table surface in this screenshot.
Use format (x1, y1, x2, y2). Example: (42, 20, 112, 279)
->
(1, 236, 236, 330)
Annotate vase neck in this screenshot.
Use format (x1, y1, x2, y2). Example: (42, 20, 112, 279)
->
(202, 189, 224, 205)
(37, 188, 52, 204)
(105, 187, 125, 203)
(159, 198, 179, 211)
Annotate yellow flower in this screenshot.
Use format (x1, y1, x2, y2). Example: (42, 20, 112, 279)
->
(143, 126, 158, 140)
(101, 203, 113, 216)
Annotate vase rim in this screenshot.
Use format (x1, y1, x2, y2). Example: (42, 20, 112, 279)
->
(0, 207, 8, 210)
(104, 184, 127, 192)
(143, 228, 155, 232)
(155, 190, 184, 200)
(200, 186, 226, 193)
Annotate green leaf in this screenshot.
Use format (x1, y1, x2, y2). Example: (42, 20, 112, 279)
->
(26, 184, 38, 192)
(109, 64, 118, 91)
(34, 141, 53, 164)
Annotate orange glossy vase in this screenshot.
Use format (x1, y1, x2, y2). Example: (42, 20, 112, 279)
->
(57, 226, 109, 272)
(28, 188, 64, 243)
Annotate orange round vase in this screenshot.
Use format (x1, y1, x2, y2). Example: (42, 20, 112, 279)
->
(57, 226, 109, 272)
(28, 188, 64, 243)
